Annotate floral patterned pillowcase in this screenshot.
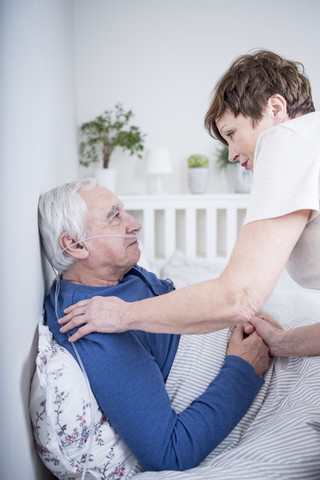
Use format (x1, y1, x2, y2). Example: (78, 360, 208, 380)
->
(29, 318, 139, 479)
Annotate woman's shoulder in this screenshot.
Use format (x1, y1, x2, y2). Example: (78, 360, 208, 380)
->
(257, 111, 320, 163)
(274, 111, 320, 143)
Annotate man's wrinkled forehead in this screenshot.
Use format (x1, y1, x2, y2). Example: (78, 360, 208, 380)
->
(78, 185, 121, 221)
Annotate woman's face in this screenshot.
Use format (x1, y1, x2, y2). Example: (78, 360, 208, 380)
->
(216, 110, 276, 173)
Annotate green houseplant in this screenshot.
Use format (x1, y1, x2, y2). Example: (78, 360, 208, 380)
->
(215, 144, 230, 171)
(79, 103, 146, 169)
(187, 154, 209, 194)
(187, 154, 209, 169)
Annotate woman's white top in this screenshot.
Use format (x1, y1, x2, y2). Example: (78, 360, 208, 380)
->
(244, 111, 320, 289)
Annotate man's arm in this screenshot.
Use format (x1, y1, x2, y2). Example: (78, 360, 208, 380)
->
(58, 326, 268, 472)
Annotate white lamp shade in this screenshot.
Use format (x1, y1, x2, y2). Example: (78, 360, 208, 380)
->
(145, 148, 173, 175)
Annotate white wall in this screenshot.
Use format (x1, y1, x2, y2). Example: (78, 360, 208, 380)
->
(1, 1, 320, 478)
(0, 1, 78, 478)
(74, 0, 320, 196)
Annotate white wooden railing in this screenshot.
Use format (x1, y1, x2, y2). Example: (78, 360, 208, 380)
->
(121, 194, 250, 267)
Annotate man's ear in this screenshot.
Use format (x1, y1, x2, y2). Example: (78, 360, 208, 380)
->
(59, 232, 89, 260)
(267, 94, 288, 124)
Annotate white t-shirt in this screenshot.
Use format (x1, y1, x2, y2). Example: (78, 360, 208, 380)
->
(244, 111, 320, 289)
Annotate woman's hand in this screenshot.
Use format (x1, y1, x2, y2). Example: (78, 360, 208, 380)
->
(58, 296, 130, 341)
(250, 312, 285, 356)
(227, 325, 270, 377)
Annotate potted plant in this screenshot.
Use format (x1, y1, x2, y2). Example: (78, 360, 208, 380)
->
(187, 154, 209, 194)
(215, 144, 252, 193)
(79, 103, 146, 190)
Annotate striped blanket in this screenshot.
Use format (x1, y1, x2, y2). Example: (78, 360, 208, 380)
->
(133, 277, 320, 480)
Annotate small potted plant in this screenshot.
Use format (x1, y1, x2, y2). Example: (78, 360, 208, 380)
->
(79, 103, 146, 190)
(216, 144, 252, 193)
(187, 154, 209, 194)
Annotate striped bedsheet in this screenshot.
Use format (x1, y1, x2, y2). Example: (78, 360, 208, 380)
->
(133, 279, 320, 480)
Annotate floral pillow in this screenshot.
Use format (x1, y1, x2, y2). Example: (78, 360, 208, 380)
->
(29, 316, 140, 479)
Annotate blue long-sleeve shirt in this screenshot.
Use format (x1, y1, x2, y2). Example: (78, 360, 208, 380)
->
(45, 265, 264, 471)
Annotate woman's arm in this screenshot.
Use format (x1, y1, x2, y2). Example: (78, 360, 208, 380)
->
(59, 210, 310, 337)
(251, 316, 320, 357)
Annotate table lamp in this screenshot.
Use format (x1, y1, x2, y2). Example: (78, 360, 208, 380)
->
(145, 148, 173, 194)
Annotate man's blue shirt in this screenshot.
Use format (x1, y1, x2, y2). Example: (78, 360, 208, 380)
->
(45, 265, 264, 471)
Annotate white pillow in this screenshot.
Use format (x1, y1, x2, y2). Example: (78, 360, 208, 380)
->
(160, 250, 304, 293)
(160, 250, 226, 289)
(29, 317, 140, 479)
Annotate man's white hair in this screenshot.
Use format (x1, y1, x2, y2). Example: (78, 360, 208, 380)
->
(38, 177, 97, 273)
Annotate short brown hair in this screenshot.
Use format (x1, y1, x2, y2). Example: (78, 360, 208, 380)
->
(204, 49, 315, 144)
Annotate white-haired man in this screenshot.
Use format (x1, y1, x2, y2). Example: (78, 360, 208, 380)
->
(38, 177, 269, 473)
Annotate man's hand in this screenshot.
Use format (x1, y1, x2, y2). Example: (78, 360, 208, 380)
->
(227, 325, 270, 377)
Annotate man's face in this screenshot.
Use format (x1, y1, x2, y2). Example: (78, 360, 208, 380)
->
(78, 186, 141, 282)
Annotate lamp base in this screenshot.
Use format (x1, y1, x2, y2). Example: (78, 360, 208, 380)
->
(148, 174, 167, 195)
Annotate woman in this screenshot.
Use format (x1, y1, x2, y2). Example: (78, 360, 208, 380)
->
(59, 50, 320, 356)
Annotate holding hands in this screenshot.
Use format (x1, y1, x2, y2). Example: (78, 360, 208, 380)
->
(227, 311, 284, 376)
(227, 325, 270, 377)
(250, 312, 285, 356)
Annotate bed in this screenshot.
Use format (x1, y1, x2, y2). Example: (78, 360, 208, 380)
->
(122, 193, 320, 480)
(122, 193, 250, 271)
(30, 193, 320, 480)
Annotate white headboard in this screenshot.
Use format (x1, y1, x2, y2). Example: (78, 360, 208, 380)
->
(121, 194, 250, 269)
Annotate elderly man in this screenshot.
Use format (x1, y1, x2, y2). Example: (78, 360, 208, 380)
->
(38, 177, 269, 474)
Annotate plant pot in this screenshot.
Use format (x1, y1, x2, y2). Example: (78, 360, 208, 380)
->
(94, 168, 117, 192)
(188, 167, 209, 194)
(229, 163, 252, 193)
